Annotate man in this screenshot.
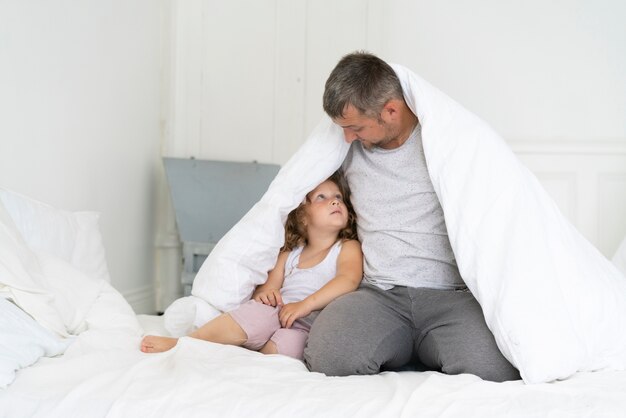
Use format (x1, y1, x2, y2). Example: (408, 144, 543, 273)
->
(303, 51, 520, 382)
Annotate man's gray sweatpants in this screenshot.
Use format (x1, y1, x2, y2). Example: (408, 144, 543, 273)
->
(303, 283, 520, 382)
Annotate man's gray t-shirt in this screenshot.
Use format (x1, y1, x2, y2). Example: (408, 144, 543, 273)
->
(342, 124, 465, 290)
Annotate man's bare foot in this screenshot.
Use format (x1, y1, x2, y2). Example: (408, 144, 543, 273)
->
(140, 335, 178, 353)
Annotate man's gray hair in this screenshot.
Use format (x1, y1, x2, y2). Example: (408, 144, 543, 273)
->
(323, 51, 404, 119)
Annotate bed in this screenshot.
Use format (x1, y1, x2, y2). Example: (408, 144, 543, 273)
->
(3, 63, 626, 416)
(2, 182, 626, 418)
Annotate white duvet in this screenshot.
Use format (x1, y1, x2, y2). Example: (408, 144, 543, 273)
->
(174, 63, 626, 384)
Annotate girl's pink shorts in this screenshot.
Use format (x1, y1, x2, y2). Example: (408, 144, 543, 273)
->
(228, 300, 310, 360)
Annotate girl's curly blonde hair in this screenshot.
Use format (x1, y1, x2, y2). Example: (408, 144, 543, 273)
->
(282, 171, 358, 252)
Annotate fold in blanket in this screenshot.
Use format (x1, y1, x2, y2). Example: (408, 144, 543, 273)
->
(172, 63, 626, 384)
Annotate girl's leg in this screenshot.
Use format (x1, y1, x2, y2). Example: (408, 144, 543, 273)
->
(140, 313, 247, 353)
(228, 300, 282, 352)
(140, 335, 178, 353)
(189, 313, 247, 345)
(262, 325, 309, 359)
(259, 340, 278, 355)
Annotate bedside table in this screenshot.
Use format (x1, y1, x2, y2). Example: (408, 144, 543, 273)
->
(181, 241, 216, 296)
(164, 157, 280, 296)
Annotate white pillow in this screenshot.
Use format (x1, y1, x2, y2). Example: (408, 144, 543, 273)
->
(0, 189, 110, 282)
(0, 199, 103, 337)
(35, 252, 104, 335)
(0, 297, 70, 388)
(82, 281, 142, 335)
(0, 201, 68, 336)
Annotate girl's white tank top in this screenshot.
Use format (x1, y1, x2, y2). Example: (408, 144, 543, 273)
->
(280, 241, 342, 305)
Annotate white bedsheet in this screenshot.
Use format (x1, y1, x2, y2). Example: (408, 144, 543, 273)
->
(2, 299, 625, 418)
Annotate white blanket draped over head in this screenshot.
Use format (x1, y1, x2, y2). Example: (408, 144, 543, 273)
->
(166, 63, 626, 384)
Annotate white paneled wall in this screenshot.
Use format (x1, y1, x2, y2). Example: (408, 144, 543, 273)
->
(157, 0, 626, 309)
(165, 0, 277, 162)
(164, 0, 626, 161)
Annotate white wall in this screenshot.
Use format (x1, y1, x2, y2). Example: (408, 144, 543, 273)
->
(0, 0, 165, 313)
(167, 0, 626, 159)
(156, 0, 626, 308)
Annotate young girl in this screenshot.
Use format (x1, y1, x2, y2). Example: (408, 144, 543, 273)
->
(141, 172, 363, 360)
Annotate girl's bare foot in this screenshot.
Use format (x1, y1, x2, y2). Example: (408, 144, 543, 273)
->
(140, 335, 178, 353)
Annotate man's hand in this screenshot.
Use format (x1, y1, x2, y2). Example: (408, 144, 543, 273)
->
(252, 288, 283, 307)
(279, 301, 312, 329)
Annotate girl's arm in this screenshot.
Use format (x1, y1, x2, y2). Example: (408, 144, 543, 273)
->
(252, 250, 289, 306)
(279, 240, 363, 328)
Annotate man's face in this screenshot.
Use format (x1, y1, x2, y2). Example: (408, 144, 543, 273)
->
(332, 104, 400, 150)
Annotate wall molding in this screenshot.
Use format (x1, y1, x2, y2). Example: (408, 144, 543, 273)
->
(508, 139, 626, 155)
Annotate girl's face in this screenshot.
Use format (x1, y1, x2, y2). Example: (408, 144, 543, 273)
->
(304, 180, 349, 233)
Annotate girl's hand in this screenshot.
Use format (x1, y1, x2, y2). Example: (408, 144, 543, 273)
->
(279, 301, 312, 329)
(253, 288, 283, 307)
